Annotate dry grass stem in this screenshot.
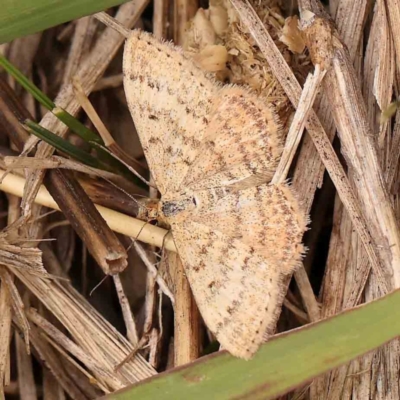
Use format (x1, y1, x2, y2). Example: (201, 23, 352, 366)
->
(112, 274, 139, 345)
(0, 72, 129, 276)
(148, 328, 161, 368)
(385, 0, 400, 76)
(41, 333, 110, 394)
(42, 369, 65, 400)
(0, 197, 20, 399)
(56, 21, 76, 42)
(72, 77, 116, 147)
(283, 298, 309, 324)
(230, 0, 389, 294)
(10, 270, 156, 388)
(170, 253, 200, 366)
(174, 0, 198, 44)
(27, 308, 123, 389)
(0, 79, 30, 150)
(15, 334, 37, 400)
(0, 169, 177, 252)
(387, 113, 400, 190)
(299, 0, 400, 289)
(333, 0, 369, 63)
(66, 77, 151, 185)
(133, 241, 175, 304)
(307, 0, 398, 397)
(293, 267, 321, 322)
(153, 0, 169, 39)
(28, 326, 88, 400)
(93, 12, 131, 38)
(142, 267, 157, 337)
(93, 74, 124, 92)
(114, 336, 149, 371)
(21, 0, 149, 217)
(4, 156, 137, 193)
(0, 278, 12, 396)
(0, 268, 29, 353)
(141, 172, 160, 367)
(272, 64, 326, 184)
(45, 169, 128, 275)
(62, 16, 97, 87)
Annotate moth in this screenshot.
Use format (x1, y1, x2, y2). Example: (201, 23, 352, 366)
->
(123, 29, 307, 359)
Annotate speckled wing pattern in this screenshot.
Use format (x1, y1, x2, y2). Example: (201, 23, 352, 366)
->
(169, 183, 306, 358)
(123, 30, 217, 195)
(184, 87, 284, 191)
(123, 30, 307, 359)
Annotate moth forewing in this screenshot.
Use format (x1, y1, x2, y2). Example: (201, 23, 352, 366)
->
(123, 29, 308, 359)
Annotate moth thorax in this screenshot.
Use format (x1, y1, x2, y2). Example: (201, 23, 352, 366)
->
(160, 196, 197, 218)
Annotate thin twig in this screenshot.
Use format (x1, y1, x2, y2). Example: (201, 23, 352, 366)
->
(15, 334, 38, 400)
(298, 0, 400, 289)
(113, 275, 139, 346)
(272, 65, 326, 184)
(27, 308, 122, 388)
(21, 1, 149, 217)
(230, 0, 389, 294)
(174, 0, 198, 44)
(170, 252, 200, 366)
(4, 156, 137, 193)
(153, 0, 169, 39)
(0, 273, 12, 395)
(94, 12, 131, 38)
(71, 78, 153, 187)
(133, 241, 175, 304)
(93, 74, 124, 92)
(0, 169, 177, 252)
(283, 298, 309, 324)
(62, 16, 97, 87)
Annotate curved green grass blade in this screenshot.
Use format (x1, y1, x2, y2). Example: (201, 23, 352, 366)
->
(24, 119, 112, 172)
(1, 56, 143, 184)
(0, 0, 129, 44)
(52, 107, 103, 145)
(0, 55, 55, 110)
(0, 55, 102, 144)
(24, 119, 143, 185)
(107, 289, 400, 400)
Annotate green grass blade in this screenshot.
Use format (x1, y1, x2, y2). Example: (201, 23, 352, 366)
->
(1, 55, 143, 184)
(0, 0, 129, 44)
(24, 119, 143, 185)
(24, 119, 112, 172)
(107, 289, 400, 400)
(0, 55, 103, 144)
(53, 107, 103, 144)
(0, 55, 55, 110)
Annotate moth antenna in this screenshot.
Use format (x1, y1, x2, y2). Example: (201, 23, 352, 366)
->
(89, 275, 109, 297)
(131, 220, 149, 241)
(98, 175, 151, 214)
(160, 229, 172, 255)
(94, 11, 131, 38)
(91, 141, 154, 189)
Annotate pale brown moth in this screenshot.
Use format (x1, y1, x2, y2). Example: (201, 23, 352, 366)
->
(123, 29, 308, 359)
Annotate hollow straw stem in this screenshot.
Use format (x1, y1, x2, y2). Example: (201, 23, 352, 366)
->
(0, 169, 176, 252)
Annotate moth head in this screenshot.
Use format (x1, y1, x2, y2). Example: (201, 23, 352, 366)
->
(136, 198, 160, 222)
